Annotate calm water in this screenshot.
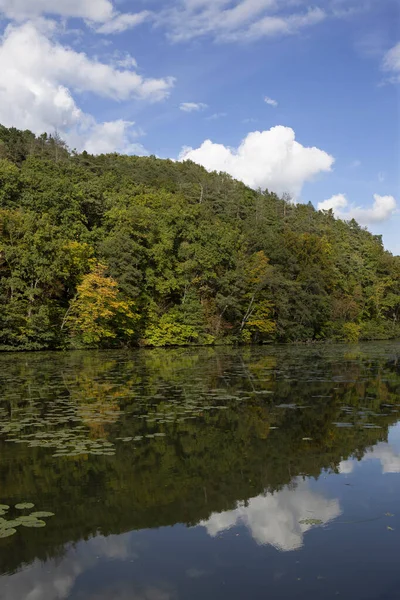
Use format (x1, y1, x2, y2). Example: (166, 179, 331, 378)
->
(0, 343, 399, 600)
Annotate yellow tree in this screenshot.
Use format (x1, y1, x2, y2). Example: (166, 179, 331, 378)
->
(240, 251, 276, 341)
(64, 263, 137, 346)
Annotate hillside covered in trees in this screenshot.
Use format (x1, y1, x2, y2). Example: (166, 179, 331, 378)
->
(0, 124, 399, 350)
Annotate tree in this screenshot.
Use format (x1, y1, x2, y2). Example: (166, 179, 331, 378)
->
(0, 123, 398, 349)
(65, 263, 138, 346)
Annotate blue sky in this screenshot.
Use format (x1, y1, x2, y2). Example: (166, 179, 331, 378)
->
(0, 0, 399, 253)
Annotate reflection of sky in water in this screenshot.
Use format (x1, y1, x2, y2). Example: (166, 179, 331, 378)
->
(1, 429, 399, 600)
(199, 480, 341, 551)
(0, 480, 342, 599)
(0, 534, 175, 600)
(339, 422, 400, 475)
(0, 426, 400, 600)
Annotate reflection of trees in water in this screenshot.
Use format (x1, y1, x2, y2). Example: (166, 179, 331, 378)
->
(0, 344, 399, 574)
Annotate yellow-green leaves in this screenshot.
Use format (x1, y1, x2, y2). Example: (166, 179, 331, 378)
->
(66, 263, 138, 346)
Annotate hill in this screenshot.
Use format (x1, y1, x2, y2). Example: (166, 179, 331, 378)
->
(0, 124, 399, 350)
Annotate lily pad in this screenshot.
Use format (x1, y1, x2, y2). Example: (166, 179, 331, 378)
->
(29, 512, 55, 518)
(299, 518, 323, 526)
(0, 520, 21, 529)
(0, 528, 17, 538)
(20, 519, 46, 528)
(15, 503, 35, 510)
(0, 505, 10, 511)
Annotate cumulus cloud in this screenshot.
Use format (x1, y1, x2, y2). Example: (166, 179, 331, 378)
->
(199, 479, 341, 551)
(96, 11, 151, 34)
(318, 193, 348, 213)
(66, 120, 148, 155)
(179, 126, 334, 196)
(264, 96, 278, 107)
(0, 0, 114, 22)
(158, 1, 326, 43)
(0, 22, 173, 102)
(180, 102, 208, 112)
(318, 193, 397, 224)
(0, 0, 153, 35)
(0, 21, 173, 153)
(382, 42, 400, 82)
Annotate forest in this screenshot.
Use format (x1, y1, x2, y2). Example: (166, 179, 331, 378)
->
(0, 124, 399, 350)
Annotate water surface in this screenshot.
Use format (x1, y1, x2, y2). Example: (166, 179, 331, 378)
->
(0, 343, 399, 599)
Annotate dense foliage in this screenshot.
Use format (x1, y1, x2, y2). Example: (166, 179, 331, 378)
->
(0, 124, 399, 350)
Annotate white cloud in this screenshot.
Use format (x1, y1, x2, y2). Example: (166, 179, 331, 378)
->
(0, 22, 174, 103)
(66, 120, 148, 155)
(318, 193, 348, 213)
(0, 0, 114, 22)
(96, 11, 151, 34)
(111, 52, 138, 69)
(180, 102, 208, 112)
(0, 0, 151, 36)
(206, 112, 227, 120)
(241, 7, 325, 42)
(158, 1, 326, 43)
(199, 479, 341, 551)
(264, 96, 278, 107)
(318, 193, 397, 224)
(179, 125, 334, 197)
(382, 42, 400, 82)
(0, 21, 173, 153)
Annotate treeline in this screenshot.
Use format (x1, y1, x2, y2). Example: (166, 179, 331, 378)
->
(0, 124, 399, 350)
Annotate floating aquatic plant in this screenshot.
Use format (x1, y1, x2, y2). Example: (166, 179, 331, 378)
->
(20, 519, 46, 528)
(0, 502, 55, 540)
(299, 518, 323, 526)
(0, 528, 17, 538)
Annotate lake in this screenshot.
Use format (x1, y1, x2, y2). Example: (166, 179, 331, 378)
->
(0, 343, 399, 600)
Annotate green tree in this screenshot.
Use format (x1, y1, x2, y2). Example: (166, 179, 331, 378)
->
(65, 263, 138, 346)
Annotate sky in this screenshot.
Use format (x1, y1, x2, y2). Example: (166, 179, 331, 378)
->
(0, 0, 399, 254)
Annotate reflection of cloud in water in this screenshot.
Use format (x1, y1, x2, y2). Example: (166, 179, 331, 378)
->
(0, 533, 149, 600)
(339, 442, 400, 475)
(199, 479, 341, 551)
(338, 459, 355, 474)
(0, 557, 82, 600)
(74, 582, 175, 600)
(365, 443, 400, 474)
